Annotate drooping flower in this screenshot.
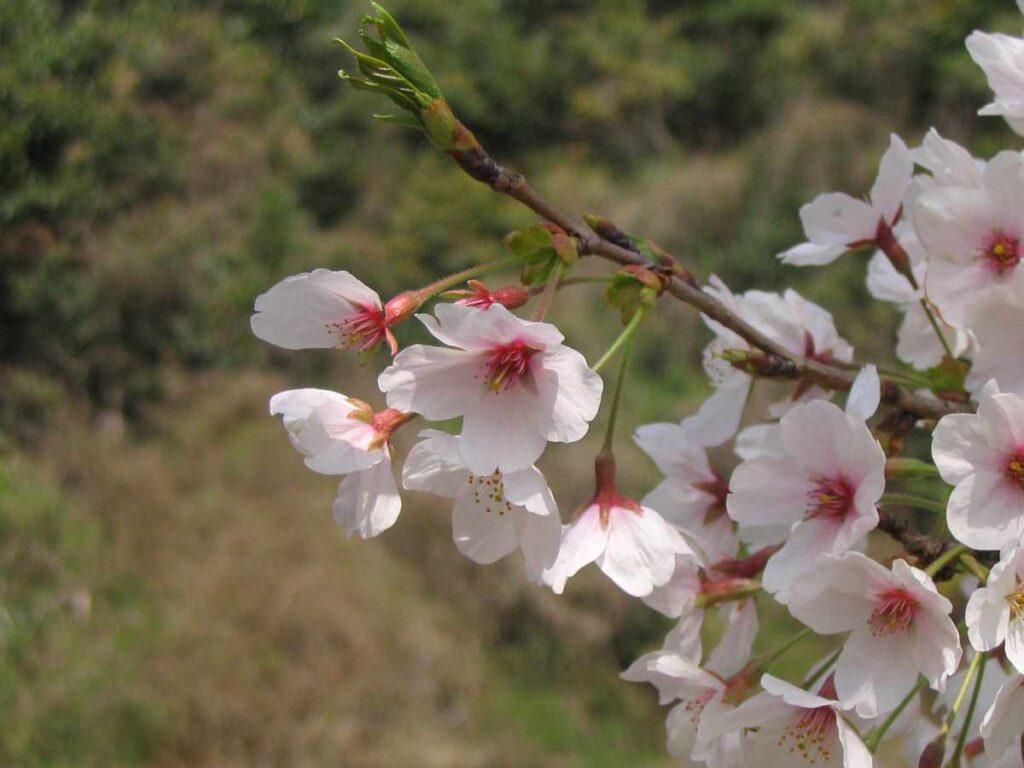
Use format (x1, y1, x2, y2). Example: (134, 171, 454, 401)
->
(378, 303, 602, 476)
(252, 269, 412, 354)
(401, 429, 560, 580)
(700, 674, 873, 768)
(726, 398, 885, 603)
(778, 134, 913, 266)
(965, 297, 1024, 397)
(967, 27, 1024, 135)
(981, 673, 1024, 763)
(269, 388, 409, 538)
(788, 552, 962, 718)
(915, 151, 1024, 325)
(967, 547, 1024, 674)
(932, 390, 1024, 550)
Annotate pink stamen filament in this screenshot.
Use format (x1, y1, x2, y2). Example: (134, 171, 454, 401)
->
(806, 476, 854, 521)
(329, 305, 389, 351)
(779, 705, 837, 764)
(868, 588, 919, 636)
(981, 231, 1022, 275)
(483, 340, 537, 392)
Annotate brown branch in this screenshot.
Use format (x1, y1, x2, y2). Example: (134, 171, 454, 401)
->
(447, 142, 958, 421)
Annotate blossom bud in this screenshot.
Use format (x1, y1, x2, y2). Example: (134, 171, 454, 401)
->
(446, 280, 529, 310)
(383, 290, 423, 326)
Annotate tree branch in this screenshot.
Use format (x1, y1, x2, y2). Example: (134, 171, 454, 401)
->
(446, 142, 959, 421)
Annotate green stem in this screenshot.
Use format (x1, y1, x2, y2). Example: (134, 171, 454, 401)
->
(958, 553, 990, 584)
(801, 646, 842, 690)
(864, 677, 927, 752)
(919, 297, 955, 361)
(419, 253, 530, 300)
(879, 492, 948, 516)
(531, 261, 565, 321)
(949, 653, 987, 767)
(946, 650, 983, 731)
(925, 544, 967, 578)
(599, 319, 640, 453)
(693, 580, 761, 609)
(761, 628, 813, 672)
(593, 307, 647, 374)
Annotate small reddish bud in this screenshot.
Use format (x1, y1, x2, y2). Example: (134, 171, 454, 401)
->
(447, 280, 529, 310)
(709, 544, 782, 579)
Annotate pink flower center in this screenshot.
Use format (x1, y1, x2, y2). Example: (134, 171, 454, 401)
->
(1006, 451, 1024, 490)
(329, 305, 389, 351)
(806, 476, 854, 520)
(482, 340, 537, 392)
(466, 473, 513, 516)
(868, 588, 919, 636)
(778, 705, 837, 764)
(981, 231, 1022, 275)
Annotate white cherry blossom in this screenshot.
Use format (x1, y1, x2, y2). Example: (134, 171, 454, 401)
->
(981, 673, 1024, 763)
(727, 399, 885, 603)
(378, 303, 602, 476)
(788, 552, 961, 718)
(778, 134, 913, 266)
(401, 429, 560, 580)
(967, 26, 1024, 135)
(252, 269, 400, 353)
(915, 151, 1024, 325)
(933, 390, 1024, 550)
(967, 547, 1024, 673)
(700, 674, 873, 768)
(269, 388, 406, 538)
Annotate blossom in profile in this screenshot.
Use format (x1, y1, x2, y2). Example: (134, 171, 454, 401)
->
(700, 674, 872, 768)
(966, 547, 1024, 673)
(778, 134, 913, 266)
(252, 269, 406, 354)
(269, 388, 408, 538)
(915, 151, 1024, 325)
(788, 552, 961, 718)
(967, 27, 1024, 135)
(378, 303, 602, 475)
(401, 429, 560, 580)
(981, 673, 1024, 763)
(726, 398, 885, 603)
(932, 390, 1024, 550)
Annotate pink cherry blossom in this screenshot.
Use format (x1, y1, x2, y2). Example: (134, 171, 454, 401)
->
(933, 391, 1024, 550)
(727, 399, 885, 603)
(269, 388, 407, 538)
(700, 674, 873, 768)
(778, 134, 913, 266)
(967, 547, 1024, 673)
(252, 269, 402, 354)
(401, 429, 560, 580)
(916, 151, 1024, 325)
(378, 303, 602, 475)
(788, 552, 961, 718)
(967, 28, 1024, 135)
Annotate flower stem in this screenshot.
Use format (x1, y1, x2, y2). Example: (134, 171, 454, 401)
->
(418, 253, 530, 300)
(531, 261, 565, 321)
(801, 646, 842, 690)
(958, 553, 990, 584)
(599, 318, 641, 453)
(761, 628, 813, 672)
(593, 307, 647, 374)
(879, 492, 948, 515)
(864, 676, 927, 752)
(949, 653, 987, 767)
(925, 544, 967, 578)
(918, 297, 956, 361)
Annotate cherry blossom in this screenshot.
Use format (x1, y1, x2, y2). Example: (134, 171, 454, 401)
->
(915, 151, 1024, 325)
(788, 552, 961, 718)
(401, 429, 560, 580)
(700, 674, 873, 768)
(981, 673, 1024, 763)
(778, 134, 912, 266)
(933, 390, 1024, 550)
(967, 547, 1024, 674)
(269, 388, 406, 538)
(378, 303, 602, 476)
(252, 269, 405, 354)
(726, 398, 885, 603)
(967, 25, 1024, 136)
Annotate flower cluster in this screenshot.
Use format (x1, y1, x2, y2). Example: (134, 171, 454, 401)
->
(251, 4, 1024, 766)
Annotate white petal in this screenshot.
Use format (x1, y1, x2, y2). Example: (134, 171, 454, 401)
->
(502, 465, 558, 516)
(870, 134, 913, 221)
(542, 506, 608, 594)
(378, 345, 483, 419)
(459, 384, 547, 475)
(401, 429, 468, 498)
(846, 364, 881, 422)
(598, 505, 689, 597)
(331, 456, 401, 539)
(800, 192, 879, 246)
(835, 628, 919, 718)
(520, 508, 562, 582)
(451, 488, 521, 565)
(708, 599, 758, 678)
(981, 675, 1024, 760)
(836, 715, 875, 768)
(727, 457, 811, 526)
(532, 345, 603, 444)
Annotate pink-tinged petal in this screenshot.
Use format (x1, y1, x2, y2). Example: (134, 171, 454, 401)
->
(933, 413, 996, 485)
(532, 345, 603, 444)
(762, 517, 854, 604)
(761, 674, 835, 711)
(643, 478, 733, 557)
(598, 506, 688, 597)
(909, 610, 962, 692)
(727, 457, 812, 525)
(520, 507, 562, 582)
(967, 299, 1024, 397)
(269, 389, 381, 474)
(708, 599, 758, 679)
(870, 134, 913, 221)
(1007, 619, 1024, 675)
(846, 365, 881, 422)
(251, 269, 379, 349)
(458, 384, 546, 475)
(697, 691, 789, 739)
(401, 429, 468, 498)
(926, 257, 1002, 328)
(734, 423, 785, 460)
(502, 465, 557, 517)
(451, 487, 521, 565)
(835, 628, 919, 718)
(836, 715, 875, 768)
(984, 151, 1024, 229)
(981, 675, 1024, 759)
(679, 378, 749, 447)
(787, 553, 881, 633)
(915, 187, 994, 264)
(779, 399, 857, 477)
(331, 456, 401, 539)
(897, 302, 964, 371)
(800, 192, 878, 246)
(867, 250, 917, 304)
(664, 612, 704, 661)
(634, 422, 712, 482)
(379, 345, 483, 419)
(778, 240, 848, 266)
(419, 302, 564, 351)
(947, 470, 1024, 551)
(914, 128, 984, 188)
(642, 555, 703, 618)
(542, 506, 608, 594)
(623, 651, 724, 702)
(965, 587, 1010, 653)
(979, 393, 1024, 453)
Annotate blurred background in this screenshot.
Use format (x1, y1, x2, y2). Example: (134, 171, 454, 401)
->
(1, 1, 1020, 765)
